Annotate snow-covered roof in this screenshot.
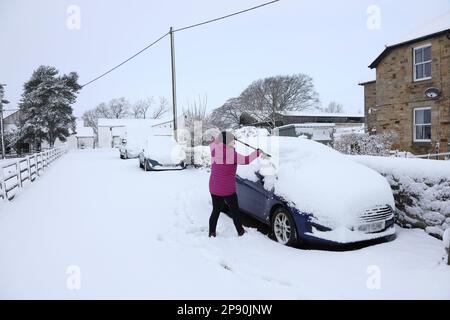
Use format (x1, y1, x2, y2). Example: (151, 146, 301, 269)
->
(369, 11, 450, 68)
(277, 123, 336, 130)
(75, 126, 94, 138)
(97, 117, 174, 128)
(279, 111, 364, 118)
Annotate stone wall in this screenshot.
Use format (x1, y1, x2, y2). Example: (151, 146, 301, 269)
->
(352, 155, 450, 239)
(363, 81, 377, 133)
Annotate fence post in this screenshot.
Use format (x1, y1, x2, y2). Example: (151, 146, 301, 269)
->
(16, 161, 22, 188)
(0, 166, 6, 200)
(35, 153, 40, 176)
(26, 156, 31, 182)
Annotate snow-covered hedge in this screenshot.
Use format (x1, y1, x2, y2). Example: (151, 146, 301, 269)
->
(352, 155, 450, 239)
(333, 132, 397, 156)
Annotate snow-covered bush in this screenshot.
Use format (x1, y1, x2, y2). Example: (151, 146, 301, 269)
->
(234, 126, 269, 140)
(185, 146, 211, 167)
(333, 132, 397, 156)
(352, 156, 450, 239)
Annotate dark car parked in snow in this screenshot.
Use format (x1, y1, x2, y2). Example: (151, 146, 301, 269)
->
(235, 137, 396, 247)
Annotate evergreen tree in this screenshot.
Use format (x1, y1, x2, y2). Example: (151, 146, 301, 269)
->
(17, 65, 81, 147)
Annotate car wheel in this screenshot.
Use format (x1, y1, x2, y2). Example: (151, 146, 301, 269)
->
(271, 207, 297, 246)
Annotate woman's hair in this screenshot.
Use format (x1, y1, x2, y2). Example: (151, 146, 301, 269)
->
(217, 131, 235, 146)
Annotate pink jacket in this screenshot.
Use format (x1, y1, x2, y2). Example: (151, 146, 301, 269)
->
(209, 140, 260, 196)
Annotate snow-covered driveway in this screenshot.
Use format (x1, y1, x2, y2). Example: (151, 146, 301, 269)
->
(0, 149, 449, 299)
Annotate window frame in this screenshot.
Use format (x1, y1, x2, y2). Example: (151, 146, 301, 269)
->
(413, 44, 432, 82)
(413, 107, 432, 142)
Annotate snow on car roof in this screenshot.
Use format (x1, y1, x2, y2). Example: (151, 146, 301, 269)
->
(236, 136, 394, 226)
(143, 135, 186, 165)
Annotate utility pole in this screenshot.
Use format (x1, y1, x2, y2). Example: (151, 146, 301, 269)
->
(169, 27, 178, 140)
(0, 84, 9, 159)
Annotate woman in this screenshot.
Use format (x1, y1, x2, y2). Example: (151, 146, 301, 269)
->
(208, 131, 262, 237)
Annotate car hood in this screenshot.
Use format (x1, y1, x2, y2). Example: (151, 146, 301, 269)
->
(236, 137, 395, 227)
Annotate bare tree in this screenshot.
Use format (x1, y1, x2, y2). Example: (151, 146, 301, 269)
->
(239, 74, 319, 126)
(183, 95, 209, 129)
(109, 97, 129, 119)
(322, 101, 344, 113)
(209, 74, 320, 128)
(132, 102, 144, 119)
(95, 102, 112, 118)
(151, 97, 169, 119)
(132, 98, 152, 119)
(82, 102, 116, 140)
(81, 109, 99, 136)
(182, 94, 214, 145)
(209, 98, 242, 129)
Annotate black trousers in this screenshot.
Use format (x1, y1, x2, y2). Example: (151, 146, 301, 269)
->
(209, 193, 244, 235)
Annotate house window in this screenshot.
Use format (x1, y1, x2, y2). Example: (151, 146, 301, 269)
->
(413, 44, 432, 81)
(413, 107, 431, 142)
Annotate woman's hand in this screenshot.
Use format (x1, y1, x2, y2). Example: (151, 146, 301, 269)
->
(257, 149, 269, 159)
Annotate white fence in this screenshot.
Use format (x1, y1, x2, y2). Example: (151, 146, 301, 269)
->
(414, 152, 450, 160)
(0, 147, 67, 201)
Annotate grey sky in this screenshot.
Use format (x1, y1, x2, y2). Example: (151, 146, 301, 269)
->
(1, 0, 449, 118)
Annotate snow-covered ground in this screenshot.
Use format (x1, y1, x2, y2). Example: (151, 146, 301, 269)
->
(0, 149, 449, 299)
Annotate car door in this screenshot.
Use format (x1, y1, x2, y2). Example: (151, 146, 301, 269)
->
(236, 173, 270, 222)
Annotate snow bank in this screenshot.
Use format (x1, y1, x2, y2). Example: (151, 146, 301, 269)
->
(192, 146, 211, 167)
(352, 155, 450, 238)
(236, 136, 394, 227)
(352, 155, 450, 180)
(1, 149, 449, 298)
(443, 229, 450, 249)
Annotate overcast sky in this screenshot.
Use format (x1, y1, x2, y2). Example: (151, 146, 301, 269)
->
(1, 0, 449, 118)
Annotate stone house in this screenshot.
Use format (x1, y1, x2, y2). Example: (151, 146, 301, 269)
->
(360, 13, 450, 154)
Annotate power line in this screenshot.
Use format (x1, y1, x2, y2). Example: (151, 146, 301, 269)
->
(80, 0, 280, 88)
(173, 0, 279, 32)
(81, 31, 169, 88)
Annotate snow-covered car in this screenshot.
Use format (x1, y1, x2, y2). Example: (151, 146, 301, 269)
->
(119, 139, 142, 159)
(236, 136, 396, 246)
(138, 135, 186, 171)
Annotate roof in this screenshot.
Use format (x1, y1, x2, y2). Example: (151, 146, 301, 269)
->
(97, 118, 171, 127)
(278, 111, 364, 118)
(2, 110, 19, 122)
(75, 126, 94, 138)
(276, 123, 336, 130)
(358, 80, 376, 86)
(369, 11, 450, 69)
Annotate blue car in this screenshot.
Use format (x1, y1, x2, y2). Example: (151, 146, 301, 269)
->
(235, 136, 396, 247)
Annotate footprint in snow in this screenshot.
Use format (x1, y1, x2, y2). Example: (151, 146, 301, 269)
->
(219, 261, 233, 272)
(261, 275, 293, 287)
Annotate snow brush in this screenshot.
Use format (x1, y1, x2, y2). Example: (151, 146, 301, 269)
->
(234, 138, 272, 158)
